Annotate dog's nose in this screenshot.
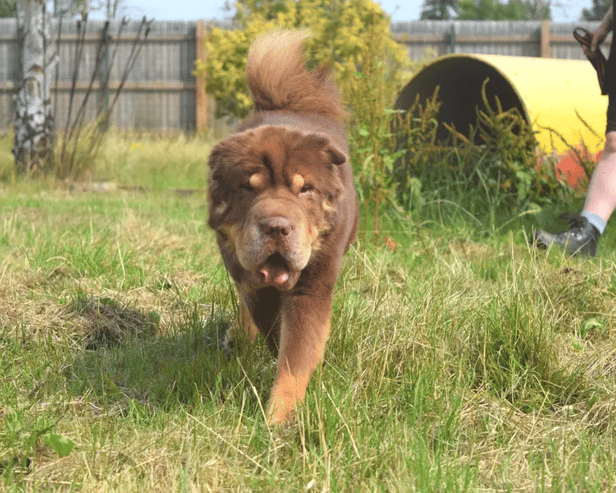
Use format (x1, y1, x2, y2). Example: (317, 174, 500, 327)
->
(260, 216, 293, 238)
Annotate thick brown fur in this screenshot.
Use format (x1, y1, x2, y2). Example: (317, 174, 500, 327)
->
(246, 30, 345, 119)
(207, 30, 358, 424)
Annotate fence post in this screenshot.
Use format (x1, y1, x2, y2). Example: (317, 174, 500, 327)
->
(540, 20, 550, 57)
(195, 19, 208, 132)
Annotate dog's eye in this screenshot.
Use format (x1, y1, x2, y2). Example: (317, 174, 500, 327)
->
(300, 184, 313, 194)
(239, 182, 253, 192)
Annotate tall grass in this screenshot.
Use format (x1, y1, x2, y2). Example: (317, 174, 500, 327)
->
(1, 129, 616, 490)
(0, 131, 213, 189)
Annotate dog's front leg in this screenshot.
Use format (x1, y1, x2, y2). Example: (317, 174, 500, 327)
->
(266, 287, 333, 424)
(224, 286, 260, 352)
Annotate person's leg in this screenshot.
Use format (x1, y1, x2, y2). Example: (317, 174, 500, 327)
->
(533, 133, 616, 257)
(534, 91, 616, 257)
(580, 130, 616, 231)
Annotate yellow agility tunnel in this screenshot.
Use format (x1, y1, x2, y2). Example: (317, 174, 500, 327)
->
(394, 54, 608, 156)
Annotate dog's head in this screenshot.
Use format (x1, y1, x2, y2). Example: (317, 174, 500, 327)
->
(208, 126, 348, 291)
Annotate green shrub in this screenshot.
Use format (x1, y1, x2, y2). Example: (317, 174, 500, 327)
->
(194, 0, 409, 119)
(394, 82, 574, 215)
(470, 83, 573, 209)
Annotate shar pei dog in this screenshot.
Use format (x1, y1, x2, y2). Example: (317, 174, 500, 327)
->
(207, 30, 358, 424)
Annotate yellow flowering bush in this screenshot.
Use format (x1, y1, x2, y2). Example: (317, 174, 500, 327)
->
(194, 0, 410, 118)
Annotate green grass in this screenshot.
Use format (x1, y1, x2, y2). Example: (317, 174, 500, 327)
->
(1, 131, 616, 491)
(0, 130, 213, 190)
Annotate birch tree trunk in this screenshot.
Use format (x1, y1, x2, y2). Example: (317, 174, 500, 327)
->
(13, 0, 56, 173)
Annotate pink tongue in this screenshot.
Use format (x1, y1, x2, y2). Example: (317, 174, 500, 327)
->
(260, 264, 290, 286)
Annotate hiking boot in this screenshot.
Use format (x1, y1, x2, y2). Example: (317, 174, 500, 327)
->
(534, 213, 600, 257)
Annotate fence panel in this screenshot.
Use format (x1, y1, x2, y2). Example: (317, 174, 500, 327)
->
(0, 18, 198, 131)
(0, 19, 610, 131)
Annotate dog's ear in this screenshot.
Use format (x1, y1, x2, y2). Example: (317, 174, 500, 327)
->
(208, 139, 231, 176)
(302, 134, 348, 167)
(207, 138, 238, 230)
(324, 143, 347, 166)
(209, 130, 262, 168)
(207, 149, 224, 229)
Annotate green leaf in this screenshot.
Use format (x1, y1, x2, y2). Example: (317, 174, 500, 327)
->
(45, 433, 76, 458)
(358, 125, 370, 138)
(580, 318, 605, 338)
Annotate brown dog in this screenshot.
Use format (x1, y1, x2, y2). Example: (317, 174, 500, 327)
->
(207, 31, 358, 424)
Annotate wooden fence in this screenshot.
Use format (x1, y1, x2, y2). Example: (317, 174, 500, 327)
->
(0, 19, 609, 132)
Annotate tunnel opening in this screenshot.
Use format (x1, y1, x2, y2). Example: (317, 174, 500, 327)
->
(394, 56, 529, 145)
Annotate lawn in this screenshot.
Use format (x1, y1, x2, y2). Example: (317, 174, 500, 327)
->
(1, 131, 616, 491)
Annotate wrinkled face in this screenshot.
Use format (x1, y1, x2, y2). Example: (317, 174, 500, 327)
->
(208, 126, 347, 291)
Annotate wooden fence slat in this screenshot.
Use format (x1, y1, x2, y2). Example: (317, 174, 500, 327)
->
(195, 19, 207, 133)
(540, 20, 550, 57)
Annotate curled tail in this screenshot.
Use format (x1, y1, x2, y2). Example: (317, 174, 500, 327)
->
(246, 30, 344, 119)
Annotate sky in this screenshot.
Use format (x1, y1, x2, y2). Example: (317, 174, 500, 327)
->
(107, 0, 592, 24)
